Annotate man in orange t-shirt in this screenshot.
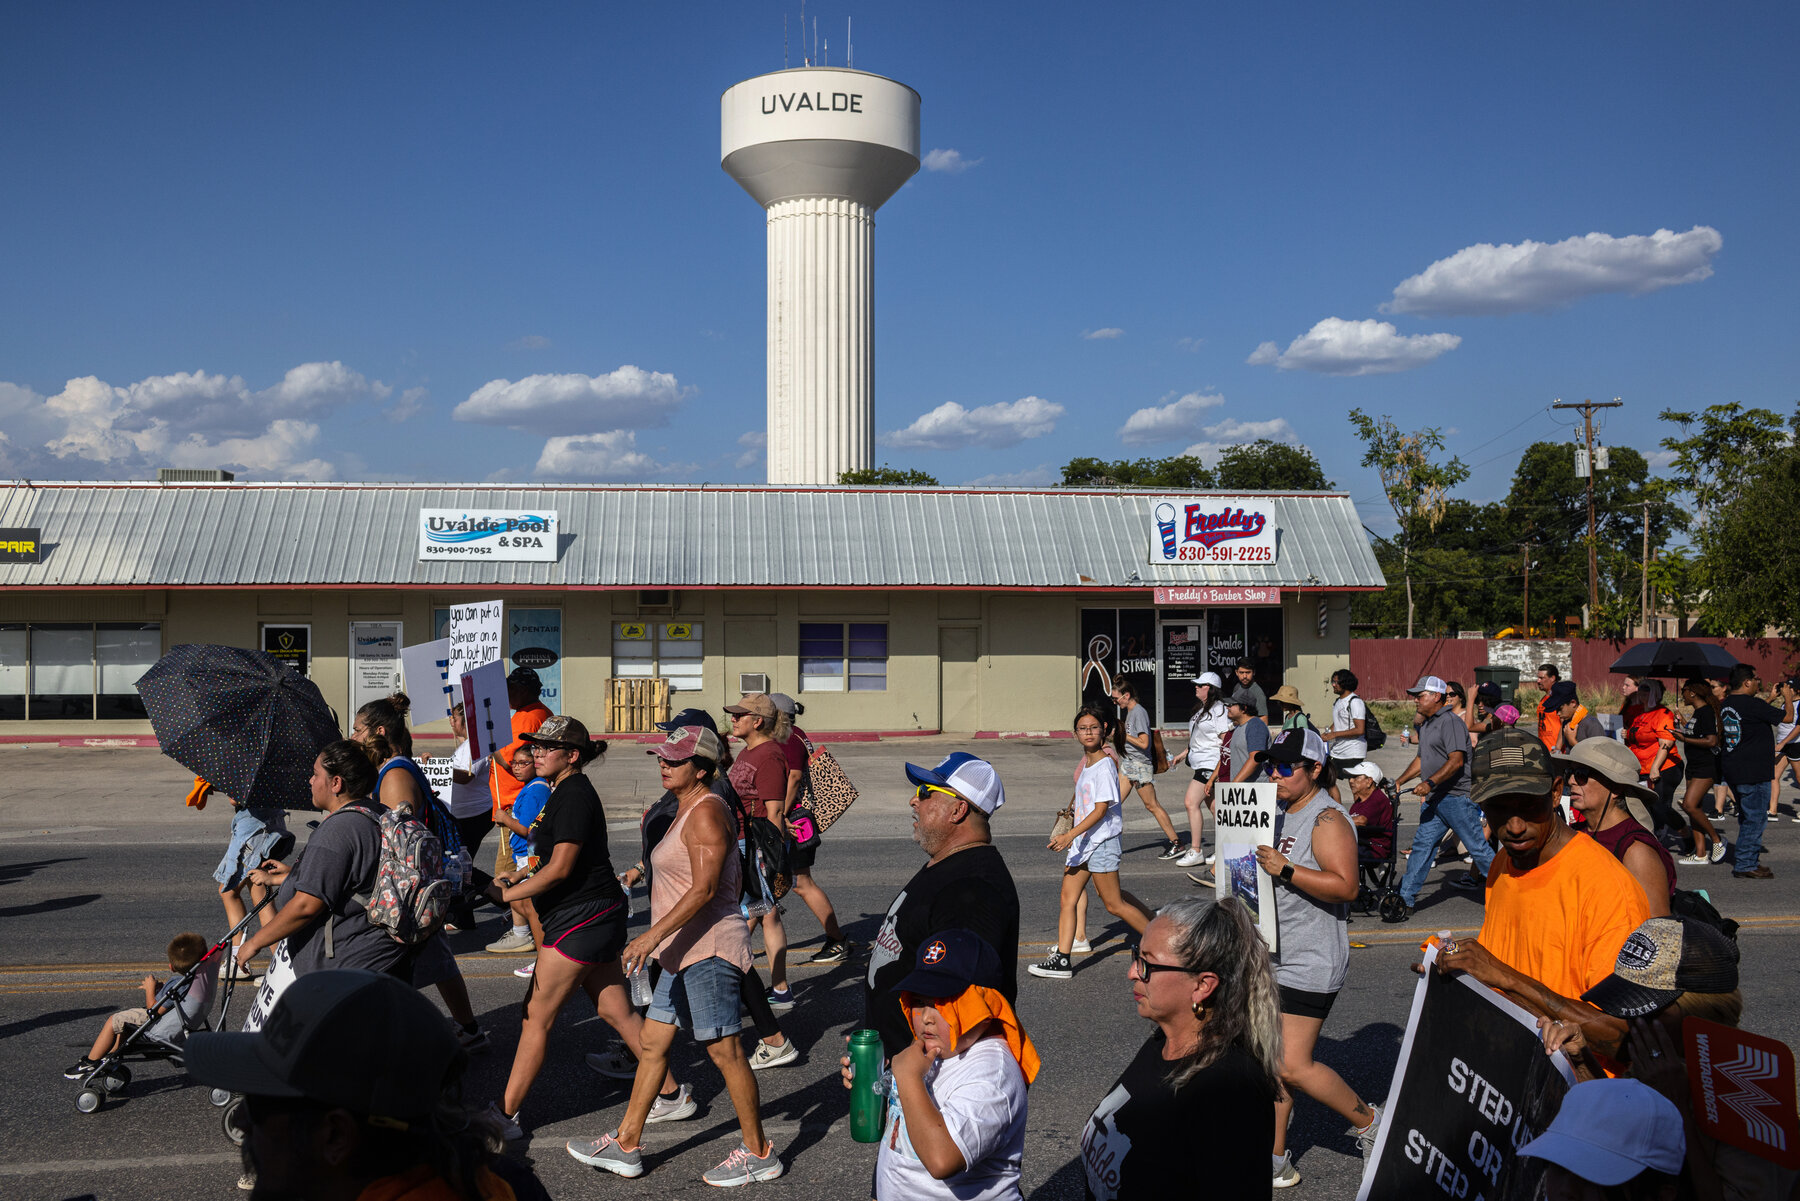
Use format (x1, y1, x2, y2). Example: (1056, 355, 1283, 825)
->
(488, 667, 553, 819)
(1435, 728, 1649, 1062)
(1534, 663, 1563, 750)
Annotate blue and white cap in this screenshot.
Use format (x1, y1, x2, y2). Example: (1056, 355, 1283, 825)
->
(1406, 675, 1450, 696)
(905, 752, 1006, 816)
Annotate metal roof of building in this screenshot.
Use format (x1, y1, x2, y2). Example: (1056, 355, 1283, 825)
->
(0, 483, 1384, 591)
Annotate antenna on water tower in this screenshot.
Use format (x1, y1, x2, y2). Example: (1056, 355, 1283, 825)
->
(783, 13, 788, 68)
(848, 17, 853, 68)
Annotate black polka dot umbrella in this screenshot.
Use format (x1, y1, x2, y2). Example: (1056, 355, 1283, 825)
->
(136, 644, 342, 811)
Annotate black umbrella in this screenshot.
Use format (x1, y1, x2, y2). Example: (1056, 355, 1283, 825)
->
(1608, 640, 1742, 681)
(136, 644, 342, 810)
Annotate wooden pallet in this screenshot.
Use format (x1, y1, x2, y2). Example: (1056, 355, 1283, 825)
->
(606, 677, 671, 733)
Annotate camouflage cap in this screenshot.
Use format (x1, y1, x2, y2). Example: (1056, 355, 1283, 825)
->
(1470, 726, 1557, 806)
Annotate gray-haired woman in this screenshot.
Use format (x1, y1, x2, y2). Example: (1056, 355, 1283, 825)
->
(1079, 896, 1282, 1199)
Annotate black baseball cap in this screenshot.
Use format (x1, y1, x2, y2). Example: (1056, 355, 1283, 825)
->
(1582, 917, 1741, 1018)
(507, 666, 542, 690)
(1545, 680, 1579, 709)
(895, 928, 1004, 1000)
(183, 970, 462, 1125)
(1476, 681, 1502, 704)
(656, 707, 719, 734)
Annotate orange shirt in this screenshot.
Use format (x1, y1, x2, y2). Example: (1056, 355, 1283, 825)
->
(489, 702, 552, 815)
(1537, 698, 1562, 751)
(1623, 705, 1680, 774)
(1478, 830, 1650, 1002)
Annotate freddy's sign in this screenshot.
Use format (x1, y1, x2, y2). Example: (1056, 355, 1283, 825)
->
(1147, 499, 1277, 566)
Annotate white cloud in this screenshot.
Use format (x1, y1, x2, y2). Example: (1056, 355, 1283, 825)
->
(1180, 417, 1302, 462)
(385, 386, 428, 423)
(922, 148, 980, 173)
(0, 361, 391, 479)
(453, 366, 683, 433)
(962, 464, 1058, 487)
(1175, 336, 1206, 351)
(734, 430, 766, 470)
(1385, 225, 1723, 316)
(534, 431, 695, 481)
(1081, 327, 1124, 340)
(880, 396, 1064, 451)
(1117, 391, 1226, 444)
(1247, 318, 1460, 376)
(508, 334, 552, 350)
(1645, 448, 1679, 471)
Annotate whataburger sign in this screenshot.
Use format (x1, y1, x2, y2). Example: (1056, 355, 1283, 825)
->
(418, 510, 558, 562)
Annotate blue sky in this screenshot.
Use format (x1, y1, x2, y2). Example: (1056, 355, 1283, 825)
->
(3, 2, 1794, 525)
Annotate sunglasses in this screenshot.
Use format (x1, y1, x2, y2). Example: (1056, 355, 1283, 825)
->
(1130, 945, 1191, 979)
(1264, 761, 1300, 778)
(914, 783, 962, 803)
(1568, 769, 1596, 785)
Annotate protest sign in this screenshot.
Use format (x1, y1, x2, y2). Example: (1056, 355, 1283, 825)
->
(400, 638, 455, 726)
(1686, 1017, 1800, 1169)
(459, 659, 511, 761)
(1213, 781, 1279, 953)
(1358, 945, 1574, 1201)
(447, 600, 504, 687)
(421, 756, 455, 806)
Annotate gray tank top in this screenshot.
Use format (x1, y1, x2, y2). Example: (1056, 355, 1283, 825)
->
(1270, 791, 1351, 994)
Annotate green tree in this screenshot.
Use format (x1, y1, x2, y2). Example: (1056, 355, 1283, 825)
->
(1059, 455, 1214, 488)
(1658, 403, 1791, 516)
(838, 465, 940, 485)
(1504, 442, 1680, 637)
(1646, 546, 1701, 637)
(1348, 409, 1470, 638)
(1212, 440, 1334, 491)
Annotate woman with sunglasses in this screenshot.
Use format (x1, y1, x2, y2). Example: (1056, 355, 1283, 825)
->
(1250, 728, 1378, 1188)
(1079, 895, 1280, 1198)
(1556, 739, 1675, 917)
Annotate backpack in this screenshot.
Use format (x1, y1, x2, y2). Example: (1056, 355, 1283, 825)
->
(1361, 700, 1387, 751)
(331, 805, 450, 951)
(1670, 887, 1740, 942)
(728, 790, 790, 917)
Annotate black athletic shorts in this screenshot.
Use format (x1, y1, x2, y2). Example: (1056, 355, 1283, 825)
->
(540, 899, 626, 966)
(788, 839, 817, 877)
(1279, 984, 1339, 1021)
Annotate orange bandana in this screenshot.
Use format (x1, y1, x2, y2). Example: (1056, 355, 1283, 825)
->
(901, 984, 1041, 1085)
(185, 777, 213, 810)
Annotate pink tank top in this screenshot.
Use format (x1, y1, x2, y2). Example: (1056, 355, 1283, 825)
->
(650, 792, 752, 972)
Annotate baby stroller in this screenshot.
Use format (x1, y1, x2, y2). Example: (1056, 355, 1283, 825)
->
(71, 885, 278, 1114)
(1354, 778, 1406, 923)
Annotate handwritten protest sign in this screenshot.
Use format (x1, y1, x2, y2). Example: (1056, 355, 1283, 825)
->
(1213, 781, 1279, 953)
(447, 600, 504, 688)
(1358, 945, 1574, 1201)
(422, 756, 455, 806)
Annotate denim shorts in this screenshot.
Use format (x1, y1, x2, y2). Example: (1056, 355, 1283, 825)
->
(1075, 834, 1123, 874)
(1122, 753, 1154, 784)
(213, 808, 289, 890)
(647, 955, 744, 1041)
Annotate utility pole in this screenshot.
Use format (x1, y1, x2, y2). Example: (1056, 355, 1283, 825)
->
(1520, 542, 1533, 635)
(1553, 397, 1623, 621)
(1640, 500, 1651, 638)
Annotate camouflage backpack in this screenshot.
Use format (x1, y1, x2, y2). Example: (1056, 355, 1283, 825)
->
(327, 804, 449, 954)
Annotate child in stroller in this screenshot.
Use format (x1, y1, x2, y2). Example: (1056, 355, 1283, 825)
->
(65, 932, 216, 1089)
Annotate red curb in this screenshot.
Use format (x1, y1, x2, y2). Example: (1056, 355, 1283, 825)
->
(973, 730, 1076, 739)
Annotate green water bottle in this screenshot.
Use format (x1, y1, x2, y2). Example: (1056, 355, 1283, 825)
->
(847, 1028, 887, 1143)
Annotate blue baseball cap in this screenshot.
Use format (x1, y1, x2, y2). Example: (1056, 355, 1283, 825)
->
(894, 929, 1004, 999)
(656, 707, 718, 734)
(905, 752, 1005, 815)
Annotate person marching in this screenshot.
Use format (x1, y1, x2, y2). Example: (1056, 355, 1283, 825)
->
(1177, 673, 1230, 870)
(768, 693, 853, 966)
(1031, 707, 1156, 980)
(1111, 680, 1183, 859)
(1252, 728, 1380, 1188)
(722, 693, 801, 1010)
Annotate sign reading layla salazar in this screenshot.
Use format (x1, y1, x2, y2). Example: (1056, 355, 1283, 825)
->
(1147, 498, 1278, 566)
(418, 510, 557, 562)
(1213, 782, 1279, 953)
(1357, 944, 1575, 1201)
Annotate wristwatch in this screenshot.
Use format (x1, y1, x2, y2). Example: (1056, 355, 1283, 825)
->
(1278, 863, 1296, 884)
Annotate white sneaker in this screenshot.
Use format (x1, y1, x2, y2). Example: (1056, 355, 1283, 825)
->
(1350, 1103, 1382, 1158)
(1272, 1152, 1301, 1188)
(1677, 853, 1709, 866)
(1204, 853, 1216, 866)
(485, 928, 535, 954)
(645, 1083, 697, 1123)
(1175, 848, 1206, 867)
(749, 1038, 799, 1071)
(514, 960, 536, 978)
(1070, 937, 1092, 953)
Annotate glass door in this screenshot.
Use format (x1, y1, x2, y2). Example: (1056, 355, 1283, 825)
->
(1157, 618, 1205, 730)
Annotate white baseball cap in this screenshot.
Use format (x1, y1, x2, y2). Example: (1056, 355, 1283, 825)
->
(1194, 671, 1223, 688)
(1518, 1079, 1683, 1184)
(1406, 675, 1449, 696)
(1342, 761, 1384, 783)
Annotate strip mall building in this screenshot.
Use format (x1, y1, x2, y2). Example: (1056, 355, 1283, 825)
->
(0, 482, 1383, 736)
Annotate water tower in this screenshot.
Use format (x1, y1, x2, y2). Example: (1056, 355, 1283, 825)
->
(721, 67, 920, 486)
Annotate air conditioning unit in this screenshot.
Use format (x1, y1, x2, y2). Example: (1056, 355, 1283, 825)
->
(739, 672, 770, 695)
(638, 589, 675, 614)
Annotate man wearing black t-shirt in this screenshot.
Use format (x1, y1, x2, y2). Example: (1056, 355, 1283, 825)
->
(1720, 664, 1782, 879)
(864, 752, 1020, 1058)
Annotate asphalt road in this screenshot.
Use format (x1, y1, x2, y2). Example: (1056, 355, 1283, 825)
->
(4, 743, 1799, 1201)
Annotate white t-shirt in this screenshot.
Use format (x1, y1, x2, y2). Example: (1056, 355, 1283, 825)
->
(1067, 756, 1124, 867)
(875, 1037, 1028, 1201)
(446, 740, 492, 819)
(1330, 694, 1368, 760)
(1187, 704, 1230, 771)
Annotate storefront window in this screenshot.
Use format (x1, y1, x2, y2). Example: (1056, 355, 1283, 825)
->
(612, 622, 704, 692)
(0, 626, 24, 721)
(30, 624, 95, 720)
(800, 622, 889, 692)
(97, 624, 161, 719)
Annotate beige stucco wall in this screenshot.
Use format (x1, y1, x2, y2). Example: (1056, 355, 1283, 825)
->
(0, 587, 1355, 736)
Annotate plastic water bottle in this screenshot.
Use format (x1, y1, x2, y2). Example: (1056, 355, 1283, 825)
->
(847, 1029, 887, 1142)
(628, 961, 655, 1007)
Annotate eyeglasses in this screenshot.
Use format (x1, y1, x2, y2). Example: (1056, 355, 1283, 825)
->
(914, 783, 962, 803)
(1130, 945, 1191, 979)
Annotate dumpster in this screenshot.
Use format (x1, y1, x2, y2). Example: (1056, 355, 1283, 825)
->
(1473, 665, 1521, 710)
